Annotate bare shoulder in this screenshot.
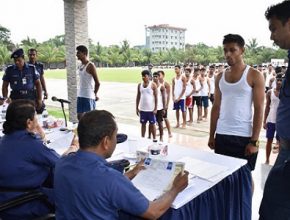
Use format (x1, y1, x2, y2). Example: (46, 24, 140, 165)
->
(151, 81, 157, 89)
(249, 67, 264, 80)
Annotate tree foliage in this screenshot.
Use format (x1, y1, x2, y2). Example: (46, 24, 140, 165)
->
(0, 25, 288, 68)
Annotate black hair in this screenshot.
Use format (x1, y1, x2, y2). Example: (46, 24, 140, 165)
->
(153, 71, 160, 76)
(275, 66, 282, 74)
(194, 68, 200, 73)
(175, 65, 181, 69)
(276, 73, 284, 80)
(3, 100, 35, 135)
(210, 65, 216, 68)
(78, 110, 117, 149)
(28, 48, 37, 54)
(158, 70, 165, 76)
(223, 34, 245, 48)
(76, 45, 88, 56)
(141, 70, 150, 76)
(265, 0, 290, 24)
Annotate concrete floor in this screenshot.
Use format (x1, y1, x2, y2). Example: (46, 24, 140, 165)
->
(44, 80, 278, 220)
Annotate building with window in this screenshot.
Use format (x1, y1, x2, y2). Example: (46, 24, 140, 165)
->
(145, 24, 186, 52)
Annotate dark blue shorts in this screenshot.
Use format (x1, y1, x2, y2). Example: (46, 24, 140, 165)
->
(77, 97, 96, 114)
(173, 99, 186, 112)
(215, 133, 258, 171)
(266, 122, 280, 140)
(201, 96, 209, 108)
(140, 111, 156, 124)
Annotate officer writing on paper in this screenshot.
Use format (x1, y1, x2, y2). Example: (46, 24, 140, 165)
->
(2, 48, 42, 111)
(54, 110, 189, 220)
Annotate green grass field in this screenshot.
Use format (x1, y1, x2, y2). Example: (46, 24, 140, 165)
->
(0, 67, 176, 83)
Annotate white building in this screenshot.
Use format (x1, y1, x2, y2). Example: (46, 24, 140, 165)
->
(145, 24, 186, 52)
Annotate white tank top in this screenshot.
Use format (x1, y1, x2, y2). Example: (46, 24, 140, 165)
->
(174, 76, 185, 99)
(265, 71, 275, 87)
(192, 78, 201, 97)
(157, 84, 164, 110)
(78, 61, 95, 99)
(200, 77, 209, 96)
(266, 89, 280, 123)
(185, 80, 192, 96)
(209, 75, 215, 94)
(216, 65, 253, 137)
(139, 82, 154, 111)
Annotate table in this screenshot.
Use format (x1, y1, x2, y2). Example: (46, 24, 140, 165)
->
(113, 137, 252, 220)
(49, 130, 252, 220)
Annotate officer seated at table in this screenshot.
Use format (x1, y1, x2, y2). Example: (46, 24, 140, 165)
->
(2, 48, 43, 113)
(54, 110, 189, 220)
(0, 99, 76, 219)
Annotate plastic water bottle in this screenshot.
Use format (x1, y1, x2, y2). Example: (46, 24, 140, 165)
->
(42, 110, 49, 128)
(149, 140, 161, 157)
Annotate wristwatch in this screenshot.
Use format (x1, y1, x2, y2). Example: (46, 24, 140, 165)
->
(249, 140, 259, 147)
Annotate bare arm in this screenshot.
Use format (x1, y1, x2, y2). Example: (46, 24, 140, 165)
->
(152, 82, 158, 114)
(251, 70, 265, 141)
(207, 78, 211, 96)
(172, 78, 175, 101)
(164, 82, 170, 109)
(141, 171, 189, 219)
(188, 79, 195, 97)
(208, 73, 222, 149)
(136, 84, 141, 116)
(161, 85, 166, 111)
(263, 91, 271, 129)
(2, 81, 9, 98)
(87, 63, 100, 100)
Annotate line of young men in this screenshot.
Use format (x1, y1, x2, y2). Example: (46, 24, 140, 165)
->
(136, 64, 219, 142)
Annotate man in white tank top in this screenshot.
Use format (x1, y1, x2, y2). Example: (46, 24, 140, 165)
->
(136, 70, 158, 140)
(208, 34, 265, 184)
(158, 70, 172, 138)
(153, 72, 166, 141)
(184, 68, 195, 124)
(199, 67, 211, 121)
(76, 45, 100, 120)
(192, 68, 203, 122)
(172, 65, 187, 128)
(263, 75, 282, 164)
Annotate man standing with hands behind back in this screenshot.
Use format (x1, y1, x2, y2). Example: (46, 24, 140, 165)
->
(260, 1, 290, 219)
(208, 34, 265, 189)
(76, 45, 100, 120)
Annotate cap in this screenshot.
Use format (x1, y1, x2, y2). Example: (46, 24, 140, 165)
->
(11, 48, 24, 59)
(117, 133, 128, 144)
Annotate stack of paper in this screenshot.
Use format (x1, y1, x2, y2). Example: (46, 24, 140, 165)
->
(132, 158, 185, 201)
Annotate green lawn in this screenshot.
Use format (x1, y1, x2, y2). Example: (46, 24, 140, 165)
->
(46, 106, 69, 118)
(0, 67, 176, 83)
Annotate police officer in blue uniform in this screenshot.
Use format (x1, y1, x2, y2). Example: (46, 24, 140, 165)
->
(28, 48, 48, 99)
(0, 100, 59, 219)
(2, 48, 43, 111)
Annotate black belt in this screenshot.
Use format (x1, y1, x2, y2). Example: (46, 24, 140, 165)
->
(10, 90, 35, 99)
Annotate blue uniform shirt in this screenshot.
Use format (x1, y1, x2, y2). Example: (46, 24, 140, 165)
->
(54, 150, 149, 220)
(0, 130, 60, 219)
(3, 63, 39, 92)
(28, 61, 44, 76)
(277, 50, 290, 140)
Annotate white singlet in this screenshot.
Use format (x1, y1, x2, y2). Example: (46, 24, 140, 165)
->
(192, 78, 201, 97)
(209, 75, 215, 94)
(139, 82, 155, 111)
(216, 65, 253, 137)
(185, 80, 193, 97)
(157, 84, 164, 110)
(78, 61, 95, 99)
(174, 76, 185, 99)
(200, 77, 209, 96)
(266, 89, 280, 123)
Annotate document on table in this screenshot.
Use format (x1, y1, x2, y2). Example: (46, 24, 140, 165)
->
(47, 130, 74, 155)
(132, 158, 185, 201)
(178, 157, 229, 182)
